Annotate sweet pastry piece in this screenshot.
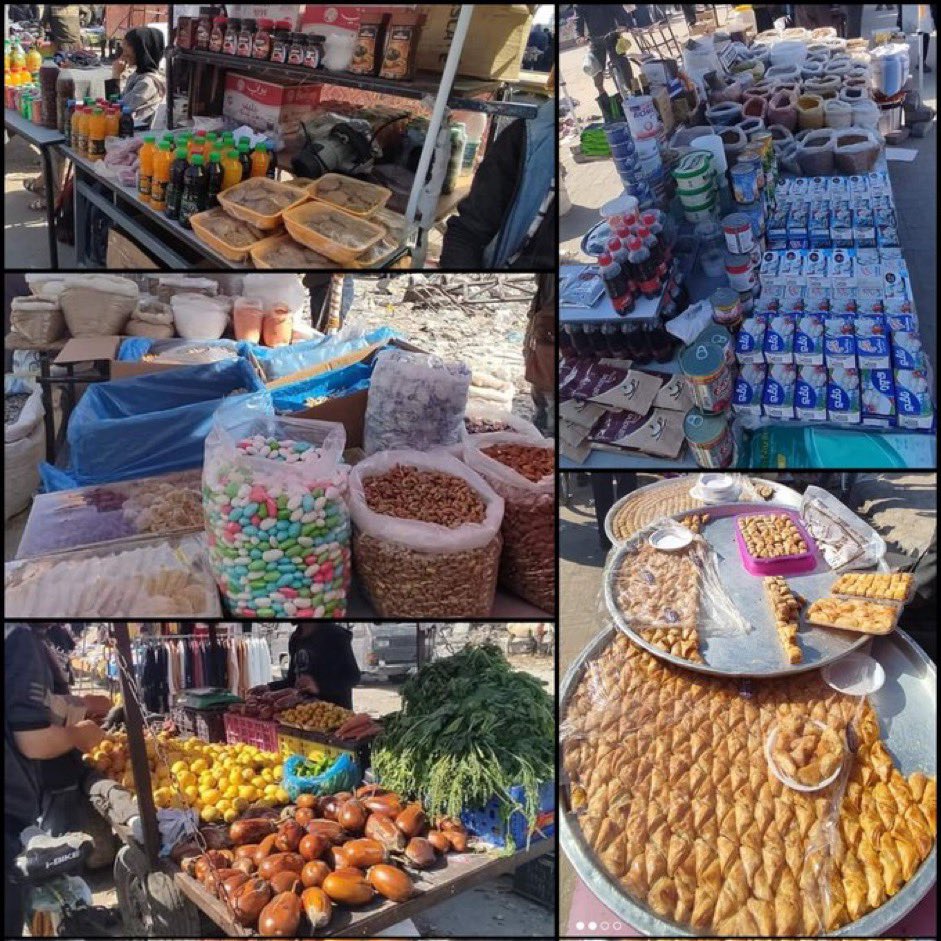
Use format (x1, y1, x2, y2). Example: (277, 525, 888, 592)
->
(562, 633, 936, 935)
(611, 542, 703, 661)
(763, 576, 804, 663)
(806, 596, 898, 634)
(679, 513, 710, 534)
(831, 571, 914, 602)
(611, 481, 705, 541)
(738, 513, 808, 559)
(754, 482, 775, 500)
(770, 714, 844, 786)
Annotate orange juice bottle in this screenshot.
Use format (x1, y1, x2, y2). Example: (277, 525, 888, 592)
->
(105, 106, 120, 139)
(73, 106, 89, 155)
(220, 149, 242, 191)
(191, 129, 208, 159)
(139, 134, 157, 203)
(88, 107, 106, 160)
(250, 141, 270, 178)
(150, 141, 173, 212)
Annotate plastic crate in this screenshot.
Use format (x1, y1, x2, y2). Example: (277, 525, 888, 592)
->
(512, 853, 555, 909)
(460, 781, 555, 849)
(171, 705, 227, 743)
(277, 727, 371, 770)
(224, 712, 279, 753)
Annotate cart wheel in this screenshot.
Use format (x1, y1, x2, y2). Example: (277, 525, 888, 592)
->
(113, 845, 151, 935)
(146, 869, 202, 935)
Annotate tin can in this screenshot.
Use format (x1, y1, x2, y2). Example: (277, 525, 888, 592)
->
(738, 289, 756, 316)
(684, 408, 734, 468)
(731, 158, 760, 203)
(698, 323, 736, 366)
(738, 197, 766, 237)
(709, 288, 742, 332)
(680, 338, 733, 414)
(725, 253, 757, 292)
(721, 212, 755, 254)
(31, 96, 44, 126)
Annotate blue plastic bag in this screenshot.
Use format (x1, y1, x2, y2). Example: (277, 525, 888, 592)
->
(271, 362, 374, 413)
(251, 327, 400, 381)
(281, 753, 360, 800)
(40, 360, 269, 492)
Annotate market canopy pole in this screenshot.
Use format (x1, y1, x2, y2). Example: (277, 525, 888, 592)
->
(113, 622, 162, 868)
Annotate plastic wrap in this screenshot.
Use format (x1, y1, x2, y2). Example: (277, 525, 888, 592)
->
(202, 400, 351, 619)
(349, 450, 504, 618)
(363, 348, 471, 455)
(560, 629, 936, 935)
(800, 485, 885, 572)
(271, 362, 373, 413)
(252, 326, 398, 381)
(171, 293, 230, 340)
(463, 433, 555, 613)
(4, 534, 221, 617)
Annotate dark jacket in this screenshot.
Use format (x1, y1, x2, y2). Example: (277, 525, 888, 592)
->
(574, 4, 634, 39)
(270, 625, 361, 710)
(42, 6, 83, 45)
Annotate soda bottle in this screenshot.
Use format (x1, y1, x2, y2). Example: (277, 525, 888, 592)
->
(179, 153, 208, 228)
(11, 40, 26, 72)
(138, 134, 157, 202)
(635, 225, 665, 281)
(191, 129, 208, 158)
(63, 99, 76, 147)
(265, 145, 278, 180)
(250, 141, 271, 178)
(587, 322, 609, 355)
(221, 149, 242, 191)
(151, 141, 173, 212)
(627, 237, 661, 298)
(569, 323, 593, 357)
(105, 106, 120, 139)
(25, 45, 42, 80)
(118, 106, 134, 138)
(622, 322, 652, 365)
(221, 131, 235, 149)
(165, 147, 189, 220)
(236, 139, 252, 181)
(601, 323, 625, 357)
(560, 323, 576, 357)
(87, 107, 106, 160)
(641, 209, 672, 268)
(598, 252, 631, 315)
(206, 151, 224, 207)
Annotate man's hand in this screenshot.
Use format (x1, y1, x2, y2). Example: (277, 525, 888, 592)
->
(72, 719, 107, 753)
(111, 56, 128, 80)
(295, 675, 319, 695)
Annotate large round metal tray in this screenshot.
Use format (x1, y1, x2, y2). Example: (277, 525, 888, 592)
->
(603, 500, 890, 678)
(603, 475, 801, 548)
(560, 624, 938, 937)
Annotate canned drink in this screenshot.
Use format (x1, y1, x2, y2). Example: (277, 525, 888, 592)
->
(31, 97, 44, 126)
(709, 287, 742, 331)
(725, 253, 758, 292)
(680, 339, 733, 414)
(684, 408, 734, 468)
(721, 212, 755, 254)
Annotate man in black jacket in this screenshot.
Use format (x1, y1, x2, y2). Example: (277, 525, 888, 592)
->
(575, 3, 636, 95)
(253, 625, 361, 710)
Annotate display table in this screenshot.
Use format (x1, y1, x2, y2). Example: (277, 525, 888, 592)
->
(4, 108, 64, 267)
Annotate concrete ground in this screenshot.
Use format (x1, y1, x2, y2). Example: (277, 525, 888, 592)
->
(558, 471, 937, 926)
(560, 12, 938, 371)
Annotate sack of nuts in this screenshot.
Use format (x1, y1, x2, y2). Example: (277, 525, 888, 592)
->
(349, 449, 505, 618)
(463, 433, 555, 614)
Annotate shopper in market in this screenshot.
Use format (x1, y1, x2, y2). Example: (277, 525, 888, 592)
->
(4, 624, 109, 936)
(103, 25, 166, 128)
(526, 273, 556, 435)
(250, 624, 361, 710)
(41, 5, 83, 52)
(573, 3, 636, 96)
(440, 77, 555, 269)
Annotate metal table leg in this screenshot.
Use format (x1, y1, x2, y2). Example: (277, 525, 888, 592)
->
(39, 352, 56, 464)
(41, 144, 59, 268)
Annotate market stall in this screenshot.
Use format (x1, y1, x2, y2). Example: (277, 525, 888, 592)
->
(559, 22, 936, 470)
(559, 474, 937, 936)
(71, 626, 555, 938)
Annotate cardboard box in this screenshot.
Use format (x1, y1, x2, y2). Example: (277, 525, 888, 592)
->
(228, 5, 303, 29)
(415, 4, 534, 82)
(223, 73, 322, 139)
(106, 230, 160, 270)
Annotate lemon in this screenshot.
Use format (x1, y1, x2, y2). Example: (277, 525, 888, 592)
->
(252, 776, 266, 790)
(275, 788, 290, 804)
(184, 785, 199, 803)
(216, 799, 231, 814)
(264, 784, 279, 797)
(178, 772, 197, 788)
(240, 766, 255, 780)
(201, 806, 220, 823)
(191, 759, 208, 774)
(202, 789, 221, 806)
(261, 769, 274, 783)
(171, 761, 187, 775)
(239, 785, 258, 802)
(272, 765, 283, 779)
(224, 785, 240, 801)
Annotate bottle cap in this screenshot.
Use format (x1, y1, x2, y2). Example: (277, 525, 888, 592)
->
(191, 154, 205, 166)
(210, 151, 222, 162)
(255, 142, 268, 153)
(158, 140, 171, 150)
(174, 147, 187, 159)
(227, 149, 239, 159)
(599, 252, 612, 265)
(143, 134, 156, 143)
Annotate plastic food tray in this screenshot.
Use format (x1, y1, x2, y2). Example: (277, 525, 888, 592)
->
(307, 173, 392, 218)
(282, 201, 385, 265)
(804, 596, 903, 636)
(734, 509, 818, 576)
(16, 468, 205, 560)
(831, 572, 916, 605)
(189, 207, 270, 262)
(217, 178, 309, 230)
(249, 233, 334, 270)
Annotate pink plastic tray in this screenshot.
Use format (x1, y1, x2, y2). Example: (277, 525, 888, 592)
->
(733, 509, 818, 576)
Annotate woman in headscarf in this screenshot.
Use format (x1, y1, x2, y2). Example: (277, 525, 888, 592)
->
(106, 26, 167, 127)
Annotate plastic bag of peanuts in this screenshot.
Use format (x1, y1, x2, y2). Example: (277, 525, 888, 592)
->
(349, 449, 505, 618)
(463, 433, 555, 614)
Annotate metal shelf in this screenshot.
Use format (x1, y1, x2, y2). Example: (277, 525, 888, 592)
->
(168, 48, 540, 121)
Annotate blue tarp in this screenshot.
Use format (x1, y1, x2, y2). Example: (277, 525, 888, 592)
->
(271, 361, 374, 413)
(250, 327, 400, 381)
(40, 358, 269, 492)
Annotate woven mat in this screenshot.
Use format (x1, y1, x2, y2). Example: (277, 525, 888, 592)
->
(610, 480, 706, 542)
(562, 634, 936, 935)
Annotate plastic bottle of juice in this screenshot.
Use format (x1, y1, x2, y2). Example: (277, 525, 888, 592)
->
(191, 129, 208, 158)
(63, 99, 76, 147)
(26, 45, 42, 79)
(236, 139, 252, 181)
(139, 134, 157, 203)
(118, 106, 134, 138)
(179, 153, 208, 228)
(165, 147, 189, 220)
(206, 151, 224, 208)
(150, 141, 174, 212)
(162, 131, 175, 148)
(73, 105, 89, 154)
(265, 146, 277, 180)
(221, 131, 234, 149)
(105, 106, 120, 139)
(250, 141, 270, 178)
(11, 40, 26, 72)
(4, 41, 10, 72)
(221, 149, 242, 191)
(88, 107, 106, 160)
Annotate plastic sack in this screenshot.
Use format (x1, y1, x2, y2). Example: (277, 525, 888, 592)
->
(4, 535, 222, 617)
(202, 399, 351, 619)
(363, 348, 471, 455)
(823, 98, 853, 128)
(126, 320, 175, 339)
(253, 326, 398, 381)
(796, 93, 825, 130)
(833, 128, 880, 173)
(463, 433, 555, 613)
(849, 97, 880, 129)
(767, 89, 798, 130)
(59, 276, 138, 336)
(10, 297, 65, 345)
(243, 273, 308, 324)
(172, 293, 230, 340)
(582, 51, 601, 77)
(270, 361, 373, 413)
(5, 375, 45, 444)
(5, 422, 43, 520)
(463, 403, 542, 440)
(800, 485, 885, 572)
(39, 357, 266, 492)
(797, 128, 835, 174)
(281, 753, 359, 800)
(349, 449, 504, 617)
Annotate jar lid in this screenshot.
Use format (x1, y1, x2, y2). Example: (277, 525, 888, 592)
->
(683, 407, 728, 443)
(680, 341, 723, 379)
(725, 253, 752, 273)
(722, 212, 752, 231)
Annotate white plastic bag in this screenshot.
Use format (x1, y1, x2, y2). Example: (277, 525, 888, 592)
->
(349, 449, 504, 617)
(800, 485, 886, 571)
(5, 375, 45, 444)
(5, 422, 43, 520)
(171, 294, 230, 340)
(463, 403, 542, 440)
(243, 273, 308, 323)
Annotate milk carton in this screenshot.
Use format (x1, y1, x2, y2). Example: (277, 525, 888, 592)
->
(809, 201, 831, 247)
(794, 313, 825, 366)
(895, 369, 935, 430)
(803, 251, 829, 289)
(795, 365, 829, 422)
(882, 270, 914, 315)
(892, 332, 927, 371)
(830, 201, 854, 247)
(855, 315, 891, 370)
(824, 315, 856, 368)
(763, 313, 796, 364)
(887, 314, 917, 334)
(860, 369, 897, 428)
(732, 363, 766, 416)
(735, 315, 768, 365)
(854, 204, 876, 248)
(762, 362, 797, 419)
(827, 366, 861, 424)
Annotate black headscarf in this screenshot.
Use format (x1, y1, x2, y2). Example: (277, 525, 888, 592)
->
(125, 26, 165, 74)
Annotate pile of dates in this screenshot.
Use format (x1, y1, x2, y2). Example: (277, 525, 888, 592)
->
(179, 785, 470, 936)
(227, 687, 309, 721)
